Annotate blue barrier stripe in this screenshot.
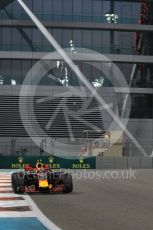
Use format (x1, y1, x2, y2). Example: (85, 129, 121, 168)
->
(0, 217, 49, 230)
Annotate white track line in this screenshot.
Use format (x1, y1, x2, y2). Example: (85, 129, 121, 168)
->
(0, 178, 11, 180)
(0, 188, 12, 191)
(0, 193, 21, 197)
(0, 200, 29, 207)
(0, 178, 11, 179)
(0, 211, 35, 218)
(0, 184, 11, 186)
(0, 174, 11, 176)
(23, 195, 62, 230)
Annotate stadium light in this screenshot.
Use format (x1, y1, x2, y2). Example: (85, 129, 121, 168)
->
(0, 75, 4, 85)
(11, 79, 16, 85)
(105, 11, 118, 23)
(69, 40, 76, 53)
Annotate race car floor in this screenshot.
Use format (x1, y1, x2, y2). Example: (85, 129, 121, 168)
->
(30, 169, 153, 230)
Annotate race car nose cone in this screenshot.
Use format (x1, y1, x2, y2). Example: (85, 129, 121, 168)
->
(39, 180, 48, 188)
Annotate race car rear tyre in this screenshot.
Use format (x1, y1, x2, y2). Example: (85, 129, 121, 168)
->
(11, 172, 25, 194)
(62, 173, 73, 193)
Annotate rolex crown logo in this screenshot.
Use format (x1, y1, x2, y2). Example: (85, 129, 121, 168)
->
(18, 156, 24, 164)
(48, 157, 54, 164)
(79, 158, 84, 164)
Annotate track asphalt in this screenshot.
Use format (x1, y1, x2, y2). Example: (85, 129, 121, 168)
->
(31, 169, 153, 230)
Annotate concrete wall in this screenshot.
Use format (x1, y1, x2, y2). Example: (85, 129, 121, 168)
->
(124, 119, 153, 156)
(96, 157, 153, 169)
(0, 86, 152, 157)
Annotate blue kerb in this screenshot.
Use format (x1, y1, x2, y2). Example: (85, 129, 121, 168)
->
(0, 217, 49, 230)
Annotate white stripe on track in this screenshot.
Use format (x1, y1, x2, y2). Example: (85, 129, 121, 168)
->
(0, 179, 11, 180)
(23, 195, 62, 230)
(0, 187, 12, 191)
(0, 200, 28, 207)
(0, 176, 11, 178)
(0, 193, 20, 197)
(0, 184, 11, 186)
(0, 176, 11, 179)
(0, 177, 11, 180)
(0, 174, 11, 176)
(0, 211, 35, 218)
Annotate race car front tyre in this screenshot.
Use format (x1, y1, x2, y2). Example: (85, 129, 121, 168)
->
(11, 172, 25, 194)
(62, 173, 73, 193)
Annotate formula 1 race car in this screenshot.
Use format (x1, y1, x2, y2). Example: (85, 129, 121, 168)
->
(11, 161, 73, 194)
